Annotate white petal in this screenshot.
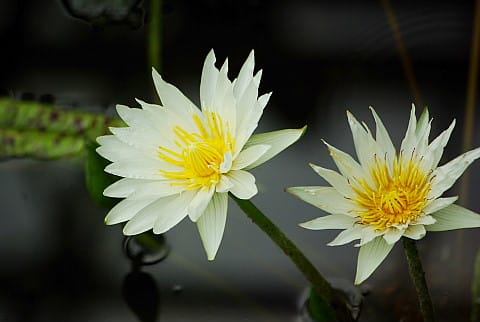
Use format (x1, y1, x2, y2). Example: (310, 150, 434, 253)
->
(233, 50, 255, 99)
(226, 170, 257, 199)
(403, 225, 426, 239)
(104, 159, 165, 180)
(188, 186, 215, 222)
(152, 67, 198, 119)
(414, 215, 436, 226)
(287, 186, 356, 216)
(355, 236, 394, 285)
(346, 111, 376, 167)
(327, 226, 362, 246)
(197, 192, 228, 260)
(369, 107, 396, 165)
(200, 50, 218, 109)
(414, 108, 431, 156)
(323, 141, 369, 185)
(242, 127, 306, 170)
(104, 178, 154, 198)
(300, 214, 356, 230)
(400, 105, 418, 157)
(152, 192, 195, 234)
(104, 197, 157, 225)
(423, 196, 458, 215)
(216, 175, 233, 192)
(309, 163, 354, 197)
(357, 225, 383, 246)
(128, 181, 185, 200)
(429, 147, 480, 199)
(235, 92, 271, 151)
(426, 204, 480, 231)
(382, 228, 404, 244)
(220, 151, 233, 173)
(232, 144, 270, 170)
(423, 120, 455, 169)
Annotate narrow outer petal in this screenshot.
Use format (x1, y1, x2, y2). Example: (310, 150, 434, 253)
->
(355, 236, 394, 285)
(429, 147, 480, 199)
(197, 192, 228, 260)
(287, 186, 356, 216)
(242, 127, 306, 170)
(426, 204, 480, 231)
(300, 214, 356, 230)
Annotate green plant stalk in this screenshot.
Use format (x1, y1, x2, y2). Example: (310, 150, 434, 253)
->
(231, 195, 353, 322)
(149, 0, 162, 72)
(472, 249, 480, 322)
(402, 238, 435, 322)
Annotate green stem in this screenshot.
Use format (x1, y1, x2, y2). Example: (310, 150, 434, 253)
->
(148, 0, 162, 72)
(402, 238, 435, 322)
(231, 194, 353, 322)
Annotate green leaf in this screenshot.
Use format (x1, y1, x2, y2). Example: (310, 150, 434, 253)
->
(85, 141, 119, 208)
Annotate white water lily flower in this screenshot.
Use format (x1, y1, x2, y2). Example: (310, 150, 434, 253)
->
(287, 106, 480, 284)
(97, 50, 305, 260)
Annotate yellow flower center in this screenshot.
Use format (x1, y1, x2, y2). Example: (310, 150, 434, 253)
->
(352, 156, 431, 231)
(158, 111, 235, 190)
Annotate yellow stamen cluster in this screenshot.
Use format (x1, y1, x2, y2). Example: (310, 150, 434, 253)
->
(353, 156, 431, 231)
(158, 111, 235, 190)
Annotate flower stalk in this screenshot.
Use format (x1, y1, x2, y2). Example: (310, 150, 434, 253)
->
(231, 194, 353, 322)
(402, 238, 435, 322)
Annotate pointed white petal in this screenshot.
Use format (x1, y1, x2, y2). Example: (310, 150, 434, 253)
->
(232, 144, 270, 170)
(151, 192, 195, 234)
(400, 105, 418, 157)
(128, 181, 185, 200)
(197, 192, 228, 260)
(309, 163, 354, 197)
(233, 50, 255, 99)
(424, 120, 455, 169)
(369, 107, 396, 164)
(414, 108, 431, 156)
(346, 111, 376, 167)
(104, 178, 154, 198)
(423, 196, 458, 215)
(121, 198, 167, 235)
(426, 204, 480, 231)
(235, 92, 272, 152)
(152, 67, 198, 119)
(403, 225, 426, 239)
(287, 186, 356, 216)
(300, 214, 356, 230)
(104, 197, 157, 225)
(226, 170, 257, 199)
(188, 186, 215, 222)
(382, 228, 404, 244)
(355, 237, 394, 285)
(200, 50, 218, 109)
(327, 226, 362, 246)
(104, 159, 165, 180)
(322, 141, 369, 185)
(429, 147, 480, 199)
(243, 127, 306, 170)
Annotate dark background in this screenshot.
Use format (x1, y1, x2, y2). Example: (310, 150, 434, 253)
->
(0, 0, 479, 321)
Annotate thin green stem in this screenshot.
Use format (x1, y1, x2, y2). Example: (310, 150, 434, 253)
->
(148, 0, 162, 72)
(231, 195, 353, 322)
(402, 238, 435, 322)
